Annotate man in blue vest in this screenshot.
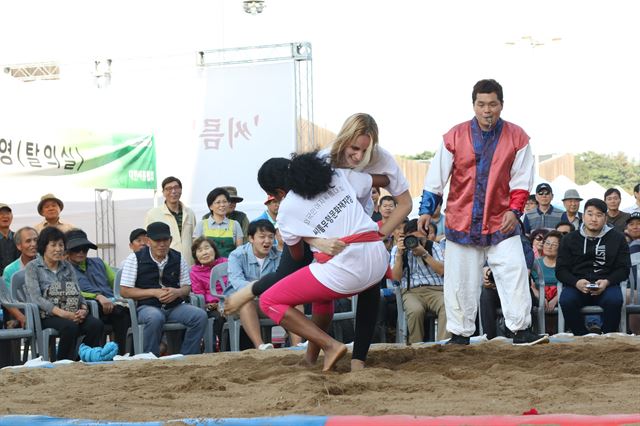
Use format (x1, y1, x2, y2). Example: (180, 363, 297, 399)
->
(65, 229, 131, 355)
(523, 183, 565, 235)
(120, 222, 207, 356)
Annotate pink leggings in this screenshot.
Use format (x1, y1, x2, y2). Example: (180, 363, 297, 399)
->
(259, 266, 353, 324)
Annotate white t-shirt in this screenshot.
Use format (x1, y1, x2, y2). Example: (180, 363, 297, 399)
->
(319, 145, 409, 215)
(278, 168, 389, 294)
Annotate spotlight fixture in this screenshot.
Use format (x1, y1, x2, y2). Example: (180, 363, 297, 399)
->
(243, 0, 265, 14)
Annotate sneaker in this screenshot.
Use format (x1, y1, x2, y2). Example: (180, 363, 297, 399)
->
(512, 329, 549, 346)
(586, 323, 602, 334)
(446, 334, 470, 345)
(258, 343, 274, 351)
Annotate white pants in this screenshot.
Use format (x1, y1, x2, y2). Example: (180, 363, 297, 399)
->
(444, 235, 531, 337)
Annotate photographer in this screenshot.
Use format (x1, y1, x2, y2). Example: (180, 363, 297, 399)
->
(391, 219, 448, 342)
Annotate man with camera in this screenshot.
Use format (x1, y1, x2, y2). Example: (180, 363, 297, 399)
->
(556, 198, 630, 335)
(391, 219, 449, 342)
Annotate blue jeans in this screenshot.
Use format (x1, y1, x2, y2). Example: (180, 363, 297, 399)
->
(559, 285, 622, 335)
(137, 303, 208, 356)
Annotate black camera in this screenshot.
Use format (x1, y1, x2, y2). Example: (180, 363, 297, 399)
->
(404, 235, 420, 250)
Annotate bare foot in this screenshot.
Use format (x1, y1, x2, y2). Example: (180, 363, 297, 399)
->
(350, 359, 365, 371)
(304, 341, 321, 365)
(322, 342, 347, 372)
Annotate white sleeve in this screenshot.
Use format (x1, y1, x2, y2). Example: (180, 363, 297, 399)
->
(423, 140, 454, 195)
(276, 203, 302, 246)
(179, 257, 191, 286)
(344, 169, 373, 200)
(510, 143, 535, 193)
(366, 147, 410, 196)
(119, 253, 139, 288)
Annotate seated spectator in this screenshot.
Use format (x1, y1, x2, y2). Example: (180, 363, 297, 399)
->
(529, 228, 549, 259)
(25, 227, 103, 360)
(3, 226, 39, 325)
(480, 230, 535, 339)
(623, 183, 640, 214)
(429, 203, 446, 242)
(625, 212, 640, 334)
(227, 220, 284, 350)
(604, 188, 631, 234)
(190, 237, 227, 348)
(391, 219, 448, 342)
(555, 221, 575, 236)
(120, 222, 207, 356)
(523, 183, 564, 235)
(378, 195, 396, 250)
(34, 194, 75, 234)
(65, 229, 131, 355)
(557, 199, 630, 335)
(370, 187, 382, 222)
(222, 186, 250, 243)
(129, 228, 148, 252)
(1, 224, 34, 367)
(0, 203, 19, 276)
(3, 226, 39, 290)
(524, 194, 538, 213)
(193, 187, 243, 258)
(253, 195, 284, 249)
(560, 189, 583, 230)
(530, 230, 562, 335)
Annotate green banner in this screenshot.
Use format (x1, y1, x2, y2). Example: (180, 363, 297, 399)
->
(0, 131, 156, 189)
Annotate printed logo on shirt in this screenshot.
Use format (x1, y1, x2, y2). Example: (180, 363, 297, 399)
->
(311, 194, 354, 235)
(303, 186, 343, 225)
(593, 243, 606, 273)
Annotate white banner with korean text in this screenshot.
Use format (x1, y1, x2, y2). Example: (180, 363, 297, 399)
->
(189, 61, 297, 219)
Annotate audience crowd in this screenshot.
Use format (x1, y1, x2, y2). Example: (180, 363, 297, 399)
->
(0, 167, 638, 368)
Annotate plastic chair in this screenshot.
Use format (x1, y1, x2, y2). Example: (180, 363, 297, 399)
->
(12, 269, 83, 361)
(0, 278, 36, 363)
(624, 265, 639, 333)
(210, 263, 277, 351)
(394, 285, 436, 344)
(557, 280, 627, 333)
(115, 272, 214, 354)
(85, 269, 134, 354)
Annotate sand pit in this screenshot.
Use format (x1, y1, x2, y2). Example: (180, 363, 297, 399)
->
(1, 336, 639, 422)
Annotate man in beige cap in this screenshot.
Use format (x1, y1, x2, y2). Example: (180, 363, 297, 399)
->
(560, 189, 583, 229)
(222, 186, 249, 242)
(34, 194, 75, 234)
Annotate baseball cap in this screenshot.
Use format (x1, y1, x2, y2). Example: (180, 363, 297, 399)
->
(65, 229, 98, 251)
(147, 222, 172, 241)
(0, 203, 11, 212)
(536, 183, 552, 194)
(627, 211, 640, 224)
(264, 195, 276, 205)
(129, 228, 148, 243)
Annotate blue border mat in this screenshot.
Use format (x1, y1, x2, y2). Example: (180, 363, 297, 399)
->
(0, 415, 329, 426)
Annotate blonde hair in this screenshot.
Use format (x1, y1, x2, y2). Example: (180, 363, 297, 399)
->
(329, 113, 379, 169)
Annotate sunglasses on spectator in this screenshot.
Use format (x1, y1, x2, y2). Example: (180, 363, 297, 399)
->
(68, 247, 90, 253)
(537, 191, 551, 196)
(534, 235, 545, 241)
